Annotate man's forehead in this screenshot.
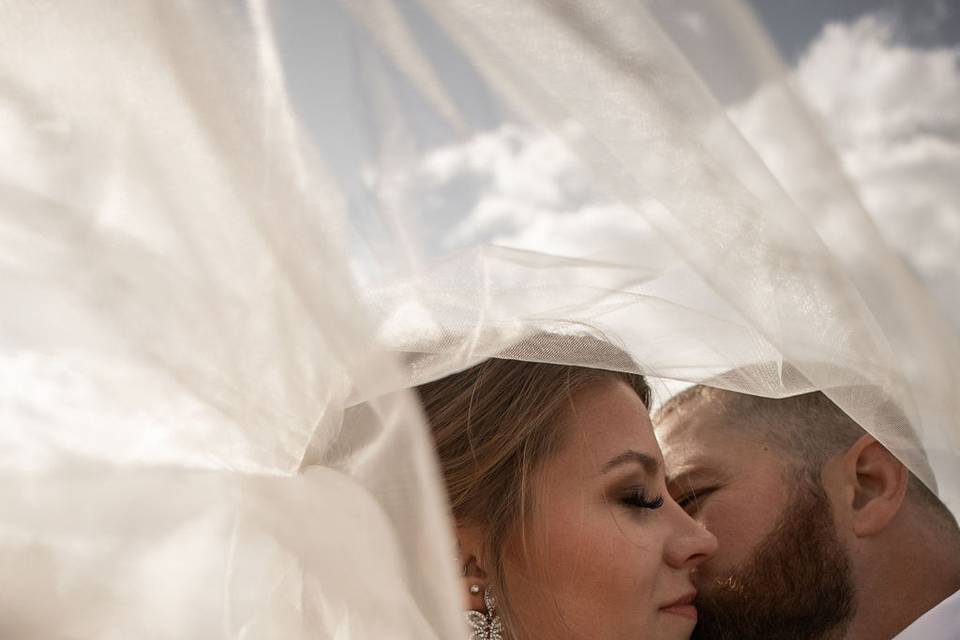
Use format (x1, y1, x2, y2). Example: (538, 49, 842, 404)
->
(663, 454, 729, 490)
(656, 404, 769, 470)
(655, 401, 729, 442)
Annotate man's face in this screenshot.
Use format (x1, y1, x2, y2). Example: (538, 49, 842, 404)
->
(655, 404, 793, 586)
(655, 401, 856, 640)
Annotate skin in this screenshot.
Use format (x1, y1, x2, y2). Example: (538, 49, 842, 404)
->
(656, 400, 960, 640)
(654, 406, 792, 589)
(461, 380, 718, 640)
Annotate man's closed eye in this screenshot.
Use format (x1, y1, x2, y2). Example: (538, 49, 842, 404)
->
(677, 487, 718, 514)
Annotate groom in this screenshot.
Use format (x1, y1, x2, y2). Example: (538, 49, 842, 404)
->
(654, 384, 960, 639)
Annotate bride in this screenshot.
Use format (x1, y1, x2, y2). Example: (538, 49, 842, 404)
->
(416, 337, 716, 640)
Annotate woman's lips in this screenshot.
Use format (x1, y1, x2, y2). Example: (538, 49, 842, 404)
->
(661, 592, 698, 621)
(661, 603, 698, 621)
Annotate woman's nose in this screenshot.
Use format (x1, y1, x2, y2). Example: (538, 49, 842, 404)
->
(665, 501, 718, 569)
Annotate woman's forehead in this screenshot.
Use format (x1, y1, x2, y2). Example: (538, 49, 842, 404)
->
(559, 381, 661, 470)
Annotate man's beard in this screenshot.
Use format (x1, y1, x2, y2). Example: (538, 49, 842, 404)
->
(692, 479, 856, 640)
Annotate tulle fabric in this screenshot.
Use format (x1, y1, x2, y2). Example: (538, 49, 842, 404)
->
(1, 1, 957, 638)
(0, 2, 460, 637)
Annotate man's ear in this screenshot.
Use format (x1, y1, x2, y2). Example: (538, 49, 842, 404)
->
(837, 434, 909, 538)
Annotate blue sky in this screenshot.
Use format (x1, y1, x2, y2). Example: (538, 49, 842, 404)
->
(749, 0, 959, 59)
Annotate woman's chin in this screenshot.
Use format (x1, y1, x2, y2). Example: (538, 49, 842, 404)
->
(656, 606, 699, 638)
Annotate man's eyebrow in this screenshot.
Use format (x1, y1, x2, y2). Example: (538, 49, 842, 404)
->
(601, 450, 661, 475)
(666, 465, 722, 493)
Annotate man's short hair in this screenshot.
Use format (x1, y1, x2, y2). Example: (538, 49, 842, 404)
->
(656, 384, 958, 530)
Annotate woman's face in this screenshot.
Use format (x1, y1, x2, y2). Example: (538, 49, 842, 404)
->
(503, 380, 717, 640)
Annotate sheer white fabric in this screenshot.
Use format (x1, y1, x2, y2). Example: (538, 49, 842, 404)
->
(0, 2, 460, 637)
(892, 589, 960, 639)
(1, 1, 957, 638)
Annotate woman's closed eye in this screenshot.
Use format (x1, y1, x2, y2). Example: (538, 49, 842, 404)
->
(620, 487, 665, 510)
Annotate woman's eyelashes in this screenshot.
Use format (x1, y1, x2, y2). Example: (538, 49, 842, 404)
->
(620, 487, 665, 510)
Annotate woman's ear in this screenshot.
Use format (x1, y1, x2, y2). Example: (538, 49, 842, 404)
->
(835, 435, 909, 538)
(457, 524, 489, 610)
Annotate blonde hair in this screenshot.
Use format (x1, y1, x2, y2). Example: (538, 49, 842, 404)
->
(415, 336, 649, 637)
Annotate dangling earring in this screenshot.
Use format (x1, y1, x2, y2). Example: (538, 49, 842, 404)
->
(465, 584, 503, 640)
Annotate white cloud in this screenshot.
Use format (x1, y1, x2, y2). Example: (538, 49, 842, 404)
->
(407, 122, 673, 268)
(725, 13, 960, 330)
(419, 123, 583, 207)
(392, 11, 960, 337)
(794, 14, 960, 327)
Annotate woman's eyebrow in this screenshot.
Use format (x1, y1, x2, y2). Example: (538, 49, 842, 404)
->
(601, 449, 660, 476)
